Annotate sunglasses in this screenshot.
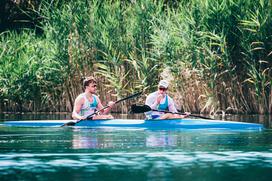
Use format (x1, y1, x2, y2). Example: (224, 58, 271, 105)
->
(159, 87, 167, 91)
(90, 84, 97, 88)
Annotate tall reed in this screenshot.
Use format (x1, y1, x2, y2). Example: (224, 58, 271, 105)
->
(0, 0, 271, 114)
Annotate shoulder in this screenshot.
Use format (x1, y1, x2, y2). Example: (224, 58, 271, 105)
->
(76, 93, 85, 100)
(93, 94, 98, 98)
(92, 94, 99, 98)
(92, 94, 100, 101)
(166, 95, 175, 102)
(74, 93, 85, 104)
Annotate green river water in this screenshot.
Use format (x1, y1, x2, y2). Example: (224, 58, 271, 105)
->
(0, 113, 272, 181)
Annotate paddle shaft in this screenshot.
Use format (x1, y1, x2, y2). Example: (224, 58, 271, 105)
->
(131, 104, 213, 120)
(84, 92, 143, 120)
(62, 91, 142, 126)
(85, 95, 134, 120)
(151, 109, 212, 120)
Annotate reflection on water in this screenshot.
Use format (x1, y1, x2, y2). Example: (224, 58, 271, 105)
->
(0, 127, 272, 181)
(69, 128, 271, 150)
(0, 113, 272, 181)
(146, 133, 177, 147)
(73, 134, 99, 149)
(72, 129, 179, 149)
(72, 129, 115, 149)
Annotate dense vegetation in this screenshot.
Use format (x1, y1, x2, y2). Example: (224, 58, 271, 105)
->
(0, 0, 271, 114)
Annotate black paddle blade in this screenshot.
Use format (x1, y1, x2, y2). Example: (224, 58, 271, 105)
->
(61, 121, 76, 127)
(115, 91, 143, 104)
(130, 104, 152, 113)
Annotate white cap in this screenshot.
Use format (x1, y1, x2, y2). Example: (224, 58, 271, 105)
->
(158, 80, 169, 88)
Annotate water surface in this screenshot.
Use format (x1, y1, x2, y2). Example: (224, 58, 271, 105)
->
(0, 114, 272, 181)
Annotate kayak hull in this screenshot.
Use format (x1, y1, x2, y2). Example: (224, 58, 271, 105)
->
(1, 119, 264, 131)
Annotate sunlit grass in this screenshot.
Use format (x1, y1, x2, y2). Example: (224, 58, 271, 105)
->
(0, 0, 271, 114)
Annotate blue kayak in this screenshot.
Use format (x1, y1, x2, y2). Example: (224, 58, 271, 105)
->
(1, 118, 264, 131)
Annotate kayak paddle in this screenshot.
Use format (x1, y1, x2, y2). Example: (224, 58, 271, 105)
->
(130, 104, 214, 120)
(62, 91, 142, 126)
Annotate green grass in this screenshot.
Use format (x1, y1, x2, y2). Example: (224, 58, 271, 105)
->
(0, 0, 271, 114)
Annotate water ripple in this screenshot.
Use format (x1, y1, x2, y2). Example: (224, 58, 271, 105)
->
(0, 151, 271, 171)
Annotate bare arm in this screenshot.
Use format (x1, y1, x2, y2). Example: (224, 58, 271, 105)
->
(168, 98, 190, 118)
(96, 97, 114, 115)
(168, 103, 178, 113)
(168, 97, 178, 113)
(72, 96, 85, 120)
